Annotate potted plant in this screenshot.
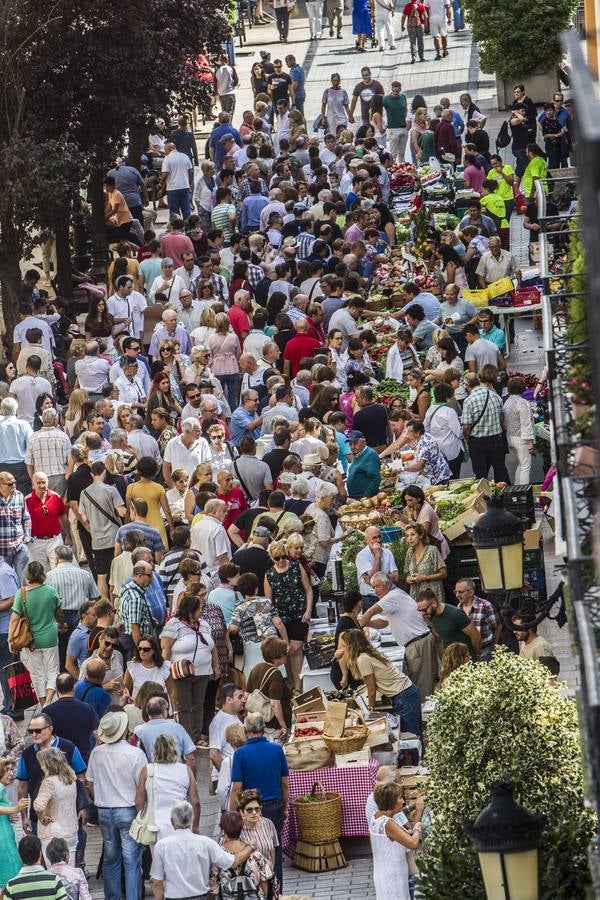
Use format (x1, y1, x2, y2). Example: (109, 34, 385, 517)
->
(462, 0, 577, 108)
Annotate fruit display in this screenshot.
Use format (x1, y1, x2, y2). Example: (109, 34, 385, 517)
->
(389, 162, 417, 193)
(294, 726, 323, 738)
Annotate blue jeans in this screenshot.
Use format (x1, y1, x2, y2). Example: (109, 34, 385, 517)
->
(0, 633, 17, 713)
(480, 643, 495, 662)
(262, 799, 284, 888)
(97, 806, 142, 900)
(6, 546, 29, 586)
(452, 0, 463, 28)
(217, 373, 238, 411)
(391, 683, 422, 739)
(167, 188, 191, 220)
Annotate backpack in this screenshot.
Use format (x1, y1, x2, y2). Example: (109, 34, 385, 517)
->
(407, 3, 421, 27)
(219, 862, 260, 900)
(496, 119, 511, 150)
(58, 876, 80, 900)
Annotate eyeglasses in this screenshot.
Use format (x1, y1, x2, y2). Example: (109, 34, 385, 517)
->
(137, 572, 153, 578)
(160, 348, 172, 354)
(129, 346, 141, 352)
(28, 726, 49, 735)
(103, 640, 119, 649)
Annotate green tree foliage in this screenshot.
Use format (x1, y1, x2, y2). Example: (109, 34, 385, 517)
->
(418, 648, 595, 898)
(462, 0, 577, 80)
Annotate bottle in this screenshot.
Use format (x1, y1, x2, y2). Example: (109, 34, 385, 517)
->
(327, 598, 337, 625)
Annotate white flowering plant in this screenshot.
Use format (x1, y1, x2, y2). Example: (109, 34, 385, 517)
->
(418, 647, 595, 898)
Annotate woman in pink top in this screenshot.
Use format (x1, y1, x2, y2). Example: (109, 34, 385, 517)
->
(206, 312, 241, 411)
(463, 153, 485, 194)
(339, 370, 370, 431)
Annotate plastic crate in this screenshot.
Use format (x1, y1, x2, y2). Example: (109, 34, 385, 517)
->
(490, 295, 513, 308)
(380, 525, 404, 543)
(499, 486, 535, 528)
(512, 287, 542, 308)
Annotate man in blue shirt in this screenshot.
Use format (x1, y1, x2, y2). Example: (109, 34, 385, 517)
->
(397, 283, 441, 322)
(285, 55, 306, 114)
(134, 696, 197, 768)
(347, 431, 381, 499)
(230, 713, 289, 887)
(241, 182, 269, 234)
(0, 555, 20, 718)
(230, 391, 265, 448)
(65, 601, 97, 679)
(74, 658, 112, 718)
(45, 673, 99, 763)
(208, 112, 243, 170)
(478, 309, 507, 354)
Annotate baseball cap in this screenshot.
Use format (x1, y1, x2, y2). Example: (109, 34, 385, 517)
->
(260, 50, 270, 59)
(347, 430, 366, 442)
(254, 525, 272, 538)
(293, 202, 308, 212)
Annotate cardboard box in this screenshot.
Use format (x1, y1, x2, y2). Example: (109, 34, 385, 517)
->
(523, 521, 542, 551)
(292, 687, 327, 716)
(366, 717, 390, 748)
(442, 507, 484, 542)
(293, 710, 327, 725)
(463, 493, 489, 513)
(335, 748, 371, 768)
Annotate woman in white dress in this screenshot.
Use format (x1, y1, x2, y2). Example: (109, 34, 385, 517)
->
(135, 734, 200, 843)
(369, 781, 424, 900)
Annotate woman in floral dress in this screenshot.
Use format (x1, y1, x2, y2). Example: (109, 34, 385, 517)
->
(403, 524, 446, 602)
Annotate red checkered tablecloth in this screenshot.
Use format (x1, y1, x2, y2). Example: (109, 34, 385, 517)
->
(282, 759, 380, 856)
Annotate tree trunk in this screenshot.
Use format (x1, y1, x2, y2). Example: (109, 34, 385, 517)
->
(88, 168, 110, 286)
(128, 124, 147, 172)
(55, 209, 73, 300)
(0, 216, 24, 344)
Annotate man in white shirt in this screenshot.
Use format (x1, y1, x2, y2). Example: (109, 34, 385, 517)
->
(151, 800, 251, 900)
(209, 684, 245, 784)
(259, 189, 287, 233)
(86, 710, 147, 900)
(74, 341, 112, 396)
(190, 498, 231, 585)
(275, 99, 291, 149)
(107, 276, 135, 339)
(113, 358, 147, 411)
(13, 303, 55, 358)
(9, 355, 53, 424)
(239, 355, 268, 395)
(360, 572, 436, 700)
(172, 289, 205, 332)
(160, 142, 194, 220)
(464, 324, 506, 373)
(424, 0, 452, 59)
(261, 385, 299, 435)
(127, 415, 162, 465)
(162, 418, 211, 486)
(174, 251, 201, 294)
(355, 527, 399, 609)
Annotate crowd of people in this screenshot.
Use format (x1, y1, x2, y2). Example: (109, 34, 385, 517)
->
(0, 12, 570, 899)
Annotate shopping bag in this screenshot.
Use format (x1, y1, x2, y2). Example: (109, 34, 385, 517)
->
(4, 660, 38, 711)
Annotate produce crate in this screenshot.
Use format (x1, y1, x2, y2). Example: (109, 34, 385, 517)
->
(380, 525, 404, 543)
(304, 637, 336, 670)
(462, 288, 490, 307)
(512, 287, 542, 307)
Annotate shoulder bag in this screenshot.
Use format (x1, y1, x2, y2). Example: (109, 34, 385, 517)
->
(129, 763, 159, 845)
(245, 666, 278, 720)
(81, 488, 122, 528)
(8, 585, 34, 652)
(233, 459, 253, 502)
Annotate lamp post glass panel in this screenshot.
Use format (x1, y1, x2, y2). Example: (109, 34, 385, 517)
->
(464, 781, 546, 900)
(472, 499, 524, 592)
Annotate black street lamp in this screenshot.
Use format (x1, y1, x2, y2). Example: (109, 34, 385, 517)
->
(464, 781, 546, 900)
(472, 498, 524, 594)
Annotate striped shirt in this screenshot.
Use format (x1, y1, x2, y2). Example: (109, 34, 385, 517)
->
(296, 231, 316, 260)
(5, 866, 67, 899)
(24, 426, 72, 476)
(211, 203, 237, 242)
(158, 548, 204, 606)
(45, 562, 100, 611)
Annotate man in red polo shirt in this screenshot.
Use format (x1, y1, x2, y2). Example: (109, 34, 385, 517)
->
(26, 471, 71, 571)
(283, 318, 323, 378)
(227, 290, 252, 343)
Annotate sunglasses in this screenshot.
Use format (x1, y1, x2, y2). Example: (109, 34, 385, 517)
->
(244, 806, 261, 813)
(103, 640, 119, 648)
(42, 505, 48, 516)
(28, 726, 49, 735)
(139, 646, 153, 652)
(160, 348, 172, 354)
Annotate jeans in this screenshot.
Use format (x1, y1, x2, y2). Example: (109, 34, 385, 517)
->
(167, 188, 191, 220)
(217, 373, 239, 411)
(97, 806, 143, 900)
(294, 93, 306, 115)
(5, 546, 29, 586)
(262, 799, 284, 888)
(407, 25, 424, 58)
(0, 633, 17, 713)
(275, 6, 289, 38)
(468, 434, 510, 484)
(391, 683, 422, 739)
(480, 643, 495, 662)
(513, 147, 528, 178)
(545, 140, 562, 170)
(451, 0, 463, 28)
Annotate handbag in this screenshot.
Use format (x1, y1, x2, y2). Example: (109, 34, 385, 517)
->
(8, 585, 34, 652)
(496, 119, 511, 150)
(129, 763, 159, 845)
(3, 660, 38, 711)
(245, 666, 278, 720)
(219, 861, 259, 900)
(284, 738, 333, 771)
(169, 622, 209, 679)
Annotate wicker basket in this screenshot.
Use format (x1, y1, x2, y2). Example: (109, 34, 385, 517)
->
(293, 783, 342, 843)
(323, 725, 369, 755)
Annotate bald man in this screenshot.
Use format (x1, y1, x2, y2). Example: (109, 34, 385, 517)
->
(74, 657, 112, 717)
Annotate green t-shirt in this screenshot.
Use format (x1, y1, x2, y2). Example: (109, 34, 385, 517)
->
(487, 165, 514, 201)
(12, 584, 61, 649)
(481, 193, 508, 229)
(383, 93, 407, 129)
(420, 130, 435, 160)
(522, 155, 548, 200)
(432, 603, 471, 650)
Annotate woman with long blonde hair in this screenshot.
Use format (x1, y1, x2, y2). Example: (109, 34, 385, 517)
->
(340, 630, 422, 738)
(439, 642, 471, 686)
(64, 388, 90, 438)
(33, 747, 78, 865)
(191, 308, 217, 348)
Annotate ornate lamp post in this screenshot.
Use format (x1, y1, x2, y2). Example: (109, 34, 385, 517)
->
(464, 781, 546, 900)
(471, 499, 524, 594)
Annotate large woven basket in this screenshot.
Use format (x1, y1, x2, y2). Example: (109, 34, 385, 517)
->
(323, 725, 369, 756)
(293, 783, 342, 843)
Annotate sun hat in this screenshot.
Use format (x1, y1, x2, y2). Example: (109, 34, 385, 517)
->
(97, 711, 128, 744)
(302, 452, 323, 468)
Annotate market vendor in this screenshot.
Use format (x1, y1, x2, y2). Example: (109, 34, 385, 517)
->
(355, 526, 399, 611)
(476, 236, 522, 289)
(438, 283, 478, 355)
(392, 282, 441, 323)
(395, 420, 452, 486)
(346, 431, 381, 499)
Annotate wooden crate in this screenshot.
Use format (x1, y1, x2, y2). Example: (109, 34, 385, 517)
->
(293, 839, 347, 872)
